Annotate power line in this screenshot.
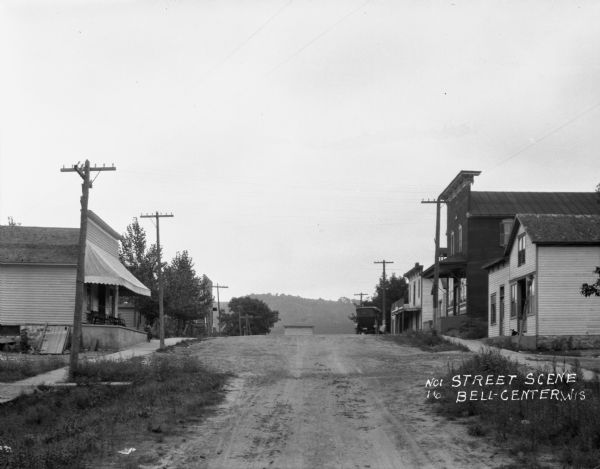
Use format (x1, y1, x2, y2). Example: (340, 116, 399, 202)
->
(214, 0, 293, 70)
(194, 0, 293, 85)
(266, 0, 374, 76)
(492, 100, 600, 169)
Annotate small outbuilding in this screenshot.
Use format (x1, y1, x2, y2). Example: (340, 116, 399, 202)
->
(283, 325, 314, 336)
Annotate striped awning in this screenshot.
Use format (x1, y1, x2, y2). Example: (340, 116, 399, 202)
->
(85, 242, 151, 296)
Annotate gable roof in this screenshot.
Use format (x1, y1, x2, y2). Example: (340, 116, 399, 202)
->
(0, 225, 150, 296)
(0, 226, 79, 264)
(88, 210, 122, 240)
(0, 212, 123, 264)
(513, 214, 600, 246)
(470, 192, 600, 218)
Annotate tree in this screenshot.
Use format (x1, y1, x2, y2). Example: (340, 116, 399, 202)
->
(365, 273, 408, 330)
(119, 218, 160, 325)
(221, 296, 279, 336)
(163, 251, 213, 334)
(581, 267, 600, 297)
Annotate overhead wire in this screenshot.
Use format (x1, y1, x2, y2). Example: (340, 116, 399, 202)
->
(489, 100, 600, 170)
(265, 0, 374, 77)
(198, 0, 293, 83)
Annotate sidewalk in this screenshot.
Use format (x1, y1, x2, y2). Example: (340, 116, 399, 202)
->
(0, 337, 193, 404)
(443, 335, 598, 380)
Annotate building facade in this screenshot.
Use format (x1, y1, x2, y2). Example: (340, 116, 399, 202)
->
(426, 170, 600, 336)
(486, 214, 600, 348)
(391, 263, 434, 334)
(0, 212, 150, 349)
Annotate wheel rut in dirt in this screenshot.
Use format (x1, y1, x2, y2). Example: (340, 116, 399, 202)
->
(143, 335, 514, 469)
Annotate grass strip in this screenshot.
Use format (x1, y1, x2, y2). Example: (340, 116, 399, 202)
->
(0, 350, 227, 468)
(0, 355, 68, 383)
(430, 349, 600, 468)
(383, 330, 470, 352)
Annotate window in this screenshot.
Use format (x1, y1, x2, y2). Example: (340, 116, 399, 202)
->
(458, 224, 463, 253)
(490, 293, 497, 324)
(517, 234, 526, 266)
(500, 219, 513, 247)
(450, 231, 455, 255)
(510, 283, 517, 318)
(413, 283, 416, 305)
(499, 286, 505, 317)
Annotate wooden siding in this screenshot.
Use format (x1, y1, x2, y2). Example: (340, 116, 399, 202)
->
(488, 227, 538, 338)
(537, 246, 600, 335)
(87, 218, 119, 257)
(421, 277, 434, 324)
(0, 264, 76, 324)
(487, 264, 509, 337)
(407, 275, 419, 308)
(509, 225, 536, 278)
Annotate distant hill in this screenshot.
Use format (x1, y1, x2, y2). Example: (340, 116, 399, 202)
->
(249, 294, 356, 335)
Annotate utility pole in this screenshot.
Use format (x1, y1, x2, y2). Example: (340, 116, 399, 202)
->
(140, 211, 174, 349)
(61, 160, 116, 379)
(374, 260, 394, 333)
(212, 284, 228, 334)
(421, 197, 446, 331)
(354, 293, 368, 306)
(240, 315, 252, 335)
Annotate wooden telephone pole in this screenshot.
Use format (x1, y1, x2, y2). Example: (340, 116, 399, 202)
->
(140, 211, 173, 349)
(374, 260, 394, 333)
(354, 293, 368, 306)
(421, 198, 446, 330)
(61, 160, 116, 378)
(212, 284, 228, 334)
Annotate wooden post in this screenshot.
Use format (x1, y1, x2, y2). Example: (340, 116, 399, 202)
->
(140, 212, 174, 349)
(61, 161, 116, 378)
(69, 161, 89, 379)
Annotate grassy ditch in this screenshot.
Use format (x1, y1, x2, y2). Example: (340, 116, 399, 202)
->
(383, 330, 470, 352)
(0, 349, 227, 469)
(429, 349, 600, 468)
(0, 355, 68, 382)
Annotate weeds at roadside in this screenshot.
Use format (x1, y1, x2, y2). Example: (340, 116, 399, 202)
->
(429, 349, 600, 468)
(0, 355, 68, 382)
(0, 350, 227, 468)
(383, 330, 470, 353)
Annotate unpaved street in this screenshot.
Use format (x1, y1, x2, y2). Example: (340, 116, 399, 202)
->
(147, 335, 513, 469)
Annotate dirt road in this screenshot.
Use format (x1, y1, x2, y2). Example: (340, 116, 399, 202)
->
(146, 335, 513, 469)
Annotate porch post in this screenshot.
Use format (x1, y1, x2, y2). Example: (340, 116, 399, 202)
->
(114, 286, 119, 319)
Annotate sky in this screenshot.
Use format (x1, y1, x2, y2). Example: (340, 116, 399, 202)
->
(1, 0, 599, 303)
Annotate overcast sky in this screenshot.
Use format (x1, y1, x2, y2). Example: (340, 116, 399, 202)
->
(1, 0, 599, 302)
